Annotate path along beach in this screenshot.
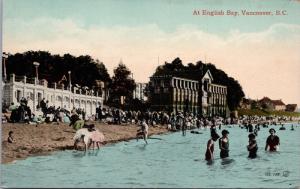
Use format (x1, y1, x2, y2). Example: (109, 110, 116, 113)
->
(1, 122, 169, 164)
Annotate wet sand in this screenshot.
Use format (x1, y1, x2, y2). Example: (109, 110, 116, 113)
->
(1, 122, 169, 164)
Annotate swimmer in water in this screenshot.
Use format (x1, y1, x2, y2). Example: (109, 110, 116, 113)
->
(219, 130, 230, 158)
(205, 132, 220, 161)
(247, 133, 258, 159)
(279, 124, 286, 130)
(265, 128, 280, 152)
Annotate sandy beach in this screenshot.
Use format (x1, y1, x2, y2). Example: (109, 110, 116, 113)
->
(1, 122, 169, 164)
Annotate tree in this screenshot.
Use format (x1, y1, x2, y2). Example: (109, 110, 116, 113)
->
(5, 51, 111, 91)
(109, 63, 136, 108)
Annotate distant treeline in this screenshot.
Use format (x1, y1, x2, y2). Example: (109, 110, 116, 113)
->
(4, 51, 111, 88)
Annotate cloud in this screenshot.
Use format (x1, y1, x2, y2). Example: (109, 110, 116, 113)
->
(3, 18, 300, 105)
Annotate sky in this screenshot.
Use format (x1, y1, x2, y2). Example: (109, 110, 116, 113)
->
(2, 0, 300, 106)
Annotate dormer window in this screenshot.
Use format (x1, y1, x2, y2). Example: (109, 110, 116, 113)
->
(203, 79, 209, 91)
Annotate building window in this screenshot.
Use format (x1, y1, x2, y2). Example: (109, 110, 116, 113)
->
(204, 80, 209, 91)
(15, 90, 22, 102)
(155, 87, 160, 94)
(164, 80, 169, 87)
(56, 96, 62, 101)
(64, 96, 69, 101)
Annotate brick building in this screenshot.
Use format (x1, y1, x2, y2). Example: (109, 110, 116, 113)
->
(149, 70, 227, 117)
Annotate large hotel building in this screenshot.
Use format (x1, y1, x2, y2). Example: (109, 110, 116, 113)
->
(149, 70, 227, 117)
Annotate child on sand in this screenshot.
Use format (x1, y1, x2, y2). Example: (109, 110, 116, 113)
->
(205, 132, 220, 161)
(88, 124, 105, 150)
(73, 128, 92, 151)
(8, 131, 14, 143)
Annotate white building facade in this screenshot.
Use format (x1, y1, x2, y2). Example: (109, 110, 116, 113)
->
(133, 82, 147, 101)
(2, 74, 104, 117)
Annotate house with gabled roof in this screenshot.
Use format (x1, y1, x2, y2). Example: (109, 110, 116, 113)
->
(285, 104, 297, 112)
(272, 99, 286, 111)
(258, 97, 275, 110)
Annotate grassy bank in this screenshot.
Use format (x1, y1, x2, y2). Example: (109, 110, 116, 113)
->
(238, 108, 300, 117)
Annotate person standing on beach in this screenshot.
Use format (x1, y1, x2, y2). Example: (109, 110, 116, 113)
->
(219, 130, 230, 158)
(205, 133, 220, 161)
(247, 133, 258, 158)
(265, 128, 280, 151)
(182, 117, 189, 136)
(8, 131, 14, 143)
(136, 119, 149, 144)
(40, 98, 47, 117)
(88, 124, 105, 150)
(73, 128, 92, 151)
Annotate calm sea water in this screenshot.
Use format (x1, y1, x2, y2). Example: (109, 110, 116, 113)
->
(1, 123, 300, 188)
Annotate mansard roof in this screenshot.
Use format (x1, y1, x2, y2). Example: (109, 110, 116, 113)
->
(151, 68, 213, 81)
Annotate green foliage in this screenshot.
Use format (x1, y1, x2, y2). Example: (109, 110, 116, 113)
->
(251, 101, 260, 109)
(5, 51, 111, 88)
(151, 57, 245, 111)
(238, 108, 300, 117)
(108, 63, 136, 107)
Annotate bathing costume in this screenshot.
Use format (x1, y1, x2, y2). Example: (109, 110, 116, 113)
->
(248, 140, 258, 158)
(266, 135, 280, 151)
(219, 138, 229, 158)
(205, 139, 214, 161)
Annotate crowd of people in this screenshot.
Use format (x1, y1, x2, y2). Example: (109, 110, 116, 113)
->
(204, 120, 283, 162)
(2, 98, 87, 125)
(73, 106, 295, 159)
(2, 99, 299, 159)
(2, 98, 299, 129)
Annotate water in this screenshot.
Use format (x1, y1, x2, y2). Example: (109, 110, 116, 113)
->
(1, 123, 300, 188)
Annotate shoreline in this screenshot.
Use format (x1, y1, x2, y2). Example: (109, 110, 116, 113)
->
(1, 122, 170, 164)
(2, 121, 298, 164)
